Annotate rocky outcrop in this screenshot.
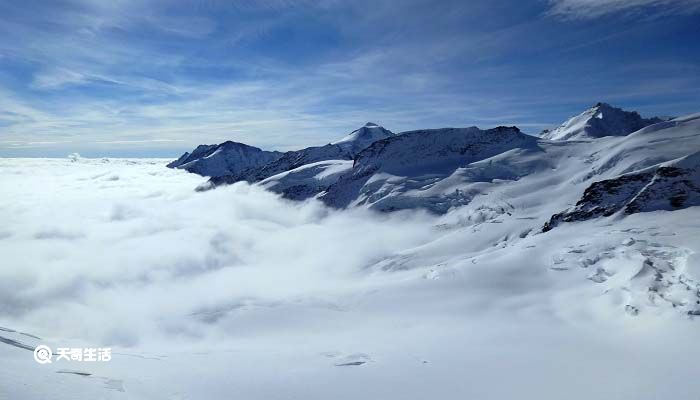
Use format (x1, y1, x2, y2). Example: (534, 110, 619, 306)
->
(543, 151, 700, 231)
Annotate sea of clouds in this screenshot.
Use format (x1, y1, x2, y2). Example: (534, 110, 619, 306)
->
(0, 157, 440, 348)
(2, 157, 699, 400)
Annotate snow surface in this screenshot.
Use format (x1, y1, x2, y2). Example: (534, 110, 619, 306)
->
(1, 156, 700, 399)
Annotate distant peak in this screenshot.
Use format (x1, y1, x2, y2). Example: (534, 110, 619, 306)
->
(219, 141, 256, 150)
(588, 103, 645, 120)
(542, 102, 661, 141)
(331, 122, 394, 148)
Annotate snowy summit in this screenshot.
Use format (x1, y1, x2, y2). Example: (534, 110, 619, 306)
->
(331, 122, 395, 154)
(541, 102, 664, 141)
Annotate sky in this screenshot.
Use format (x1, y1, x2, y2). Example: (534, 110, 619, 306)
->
(0, 0, 699, 157)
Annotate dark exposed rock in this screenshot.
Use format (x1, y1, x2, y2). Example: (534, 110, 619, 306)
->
(544, 152, 700, 231)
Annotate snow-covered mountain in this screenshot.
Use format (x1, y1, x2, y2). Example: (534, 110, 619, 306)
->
(321, 126, 538, 212)
(172, 123, 393, 187)
(167, 141, 283, 178)
(236, 122, 393, 184)
(249, 123, 391, 189)
(171, 104, 699, 221)
(540, 102, 664, 141)
(309, 108, 698, 216)
(331, 122, 395, 154)
(228, 142, 353, 184)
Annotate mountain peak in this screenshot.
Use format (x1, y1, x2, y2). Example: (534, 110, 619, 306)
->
(331, 123, 394, 153)
(166, 140, 283, 177)
(541, 103, 662, 141)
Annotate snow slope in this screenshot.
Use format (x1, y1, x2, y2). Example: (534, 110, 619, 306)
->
(258, 159, 353, 200)
(544, 150, 700, 231)
(540, 102, 663, 141)
(229, 142, 353, 183)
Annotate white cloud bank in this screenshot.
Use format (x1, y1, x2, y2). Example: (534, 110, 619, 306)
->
(0, 158, 435, 347)
(1, 158, 699, 399)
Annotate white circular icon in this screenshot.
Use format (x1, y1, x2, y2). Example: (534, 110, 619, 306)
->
(34, 345, 53, 364)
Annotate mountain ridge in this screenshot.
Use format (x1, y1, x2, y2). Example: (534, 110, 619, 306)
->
(166, 141, 283, 178)
(170, 104, 700, 224)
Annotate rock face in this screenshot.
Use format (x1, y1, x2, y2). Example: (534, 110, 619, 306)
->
(543, 151, 700, 231)
(167, 141, 283, 178)
(541, 102, 663, 141)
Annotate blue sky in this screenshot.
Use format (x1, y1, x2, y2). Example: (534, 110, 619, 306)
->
(1, 0, 699, 157)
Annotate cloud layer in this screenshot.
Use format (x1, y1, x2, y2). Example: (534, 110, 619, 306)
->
(0, 157, 437, 346)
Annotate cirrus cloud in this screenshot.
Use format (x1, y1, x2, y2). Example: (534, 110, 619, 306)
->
(546, 0, 700, 19)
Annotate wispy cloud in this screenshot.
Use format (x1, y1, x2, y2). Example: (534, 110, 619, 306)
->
(546, 0, 700, 19)
(96, 139, 185, 144)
